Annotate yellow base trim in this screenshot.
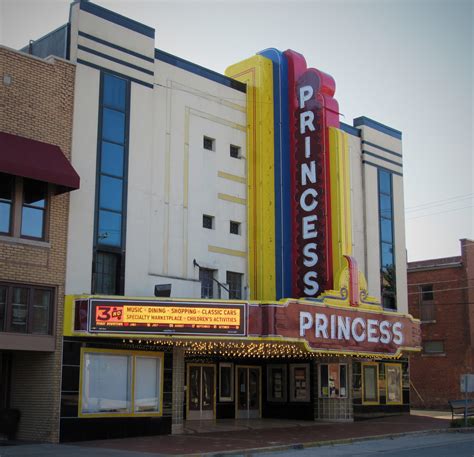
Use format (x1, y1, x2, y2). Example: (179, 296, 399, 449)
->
(218, 171, 246, 184)
(218, 193, 247, 205)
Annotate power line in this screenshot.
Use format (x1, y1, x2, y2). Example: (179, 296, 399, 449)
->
(407, 285, 474, 295)
(405, 193, 474, 212)
(406, 204, 473, 221)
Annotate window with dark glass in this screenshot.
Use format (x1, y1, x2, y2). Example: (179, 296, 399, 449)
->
(199, 268, 215, 298)
(378, 169, 396, 309)
(267, 365, 287, 402)
(203, 136, 215, 151)
(420, 284, 435, 321)
(0, 173, 13, 235)
(93, 72, 129, 295)
(219, 363, 233, 402)
(230, 221, 240, 235)
(362, 363, 379, 404)
(423, 340, 444, 354)
(226, 271, 242, 299)
(0, 283, 53, 334)
(230, 144, 240, 159)
(202, 214, 214, 230)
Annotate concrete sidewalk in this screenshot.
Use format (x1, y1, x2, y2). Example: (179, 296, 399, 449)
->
(0, 413, 455, 457)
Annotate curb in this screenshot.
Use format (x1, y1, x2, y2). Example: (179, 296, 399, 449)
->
(185, 427, 474, 457)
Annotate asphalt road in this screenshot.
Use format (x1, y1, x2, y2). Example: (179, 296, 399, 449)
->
(261, 432, 474, 457)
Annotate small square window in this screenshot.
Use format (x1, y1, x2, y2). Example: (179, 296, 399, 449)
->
(203, 136, 215, 151)
(421, 284, 434, 302)
(230, 145, 240, 159)
(202, 214, 214, 229)
(423, 340, 444, 354)
(230, 221, 240, 235)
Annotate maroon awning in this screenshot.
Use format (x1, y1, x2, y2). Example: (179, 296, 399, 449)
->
(0, 131, 80, 194)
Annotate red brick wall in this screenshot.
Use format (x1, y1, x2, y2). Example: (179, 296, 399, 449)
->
(408, 241, 474, 409)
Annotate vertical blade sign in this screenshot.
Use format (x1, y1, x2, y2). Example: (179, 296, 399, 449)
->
(284, 50, 339, 298)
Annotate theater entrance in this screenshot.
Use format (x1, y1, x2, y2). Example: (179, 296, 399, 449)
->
(187, 364, 216, 420)
(235, 366, 261, 419)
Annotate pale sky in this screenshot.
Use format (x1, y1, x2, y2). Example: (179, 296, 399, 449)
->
(1, 0, 472, 261)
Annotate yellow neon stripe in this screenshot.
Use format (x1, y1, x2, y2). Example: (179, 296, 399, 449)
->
(226, 55, 275, 301)
(208, 245, 247, 258)
(218, 193, 247, 205)
(329, 128, 353, 281)
(218, 171, 246, 184)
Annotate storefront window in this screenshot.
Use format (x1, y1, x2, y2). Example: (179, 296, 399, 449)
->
(385, 363, 402, 404)
(319, 363, 348, 398)
(80, 349, 163, 416)
(219, 363, 233, 402)
(289, 364, 310, 402)
(267, 365, 287, 402)
(362, 362, 379, 404)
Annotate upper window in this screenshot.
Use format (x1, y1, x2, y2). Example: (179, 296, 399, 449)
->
(202, 214, 214, 230)
(199, 268, 215, 299)
(420, 284, 435, 321)
(203, 136, 215, 151)
(230, 221, 240, 235)
(423, 340, 444, 354)
(230, 145, 241, 159)
(378, 169, 396, 309)
(226, 271, 243, 299)
(0, 282, 53, 335)
(0, 174, 48, 240)
(421, 284, 434, 301)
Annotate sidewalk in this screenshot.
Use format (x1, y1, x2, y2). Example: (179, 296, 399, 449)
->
(0, 413, 455, 457)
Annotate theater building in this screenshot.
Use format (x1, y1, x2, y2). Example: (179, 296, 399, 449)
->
(0, 46, 79, 441)
(22, 0, 421, 442)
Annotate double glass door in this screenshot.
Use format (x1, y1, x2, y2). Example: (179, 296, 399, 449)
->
(187, 364, 215, 420)
(236, 366, 261, 419)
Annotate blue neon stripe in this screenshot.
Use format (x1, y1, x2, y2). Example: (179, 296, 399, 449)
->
(78, 31, 154, 63)
(155, 49, 246, 93)
(354, 116, 402, 140)
(78, 45, 154, 76)
(258, 48, 291, 300)
(79, 1, 155, 38)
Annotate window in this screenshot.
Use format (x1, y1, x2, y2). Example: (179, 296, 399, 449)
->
(0, 283, 53, 334)
(378, 169, 396, 309)
(0, 173, 49, 240)
(319, 363, 348, 398)
(362, 362, 379, 404)
(202, 214, 214, 230)
(80, 349, 163, 417)
(230, 221, 240, 235)
(423, 340, 444, 354)
(289, 364, 310, 402)
(203, 136, 215, 151)
(219, 363, 233, 402)
(267, 365, 287, 402)
(230, 144, 240, 159)
(385, 363, 402, 405)
(420, 284, 435, 321)
(93, 72, 129, 295)
(421, 284, 434, 301)
(226, 271, 243, 299)
(199, 268, 215, 298)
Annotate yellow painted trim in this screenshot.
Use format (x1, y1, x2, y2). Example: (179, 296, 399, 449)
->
(226, 55, 276, 301)
(78, 347, 164, 419)
(385, 362, 403, 405)
(218, 171, 246, 184)
(218, 193, 247, 205)
(208, 245, 247, 258)
(361, 362, 380, 405)
(329, 128, 353, 282)
(186, 363, 217, 420)
(235, 365, 262, 419)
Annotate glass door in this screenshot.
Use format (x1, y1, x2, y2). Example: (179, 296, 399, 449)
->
(236, 366, 261, 419)
(187, 364, 215, 420)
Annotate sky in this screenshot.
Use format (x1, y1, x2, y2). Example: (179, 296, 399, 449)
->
(1, 0, 472, 262)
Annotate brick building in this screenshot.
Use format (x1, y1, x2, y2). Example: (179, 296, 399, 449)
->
(408, 239, 474, 408)
(0, 46, 79, 441)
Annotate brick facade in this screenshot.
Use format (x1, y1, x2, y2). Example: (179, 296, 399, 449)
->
(408, 239, 474, 408)
(0, 46, 75, 442)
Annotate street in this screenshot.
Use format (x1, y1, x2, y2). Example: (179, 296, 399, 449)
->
(261, 432, 474, 457)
